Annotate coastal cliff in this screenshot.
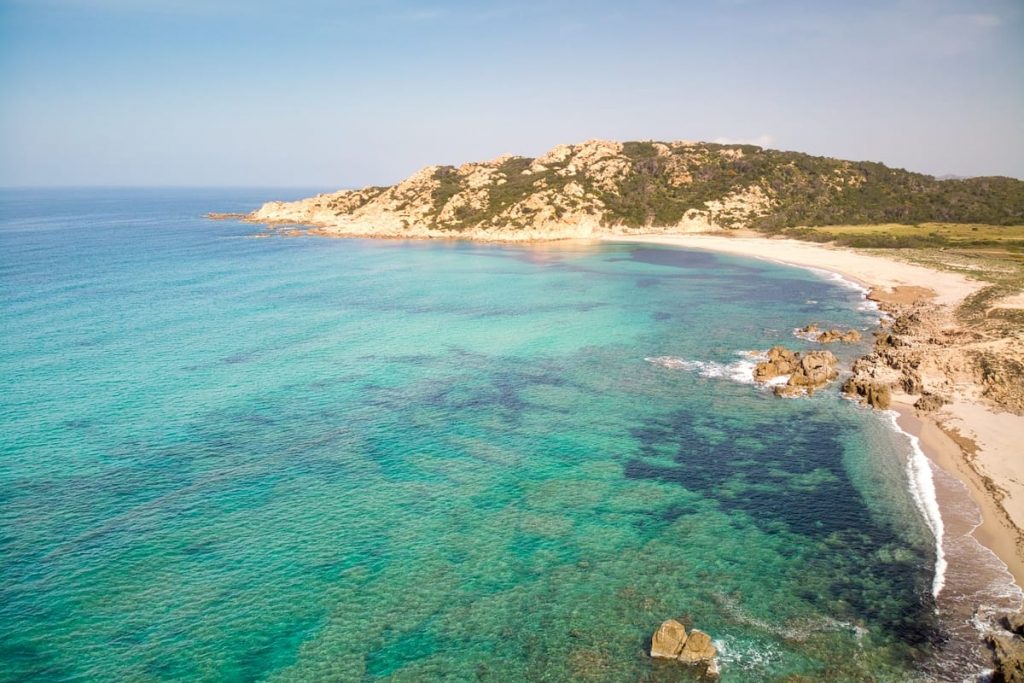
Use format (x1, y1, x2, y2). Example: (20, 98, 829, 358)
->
(240, 139, 1024, 240)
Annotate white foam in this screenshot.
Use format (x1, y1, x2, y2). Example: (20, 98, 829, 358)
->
(883, 411, 947, 598)
(857, 298, 881, 313)
(646, 352, 763, 385)
(713, 639, 781, 670)
(792, 327, 820, 342)
(814, 267, 870, 297)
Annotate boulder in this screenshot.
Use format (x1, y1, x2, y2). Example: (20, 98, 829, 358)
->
(842, 378, 892, 409)
(989, 633, 1024, 683)
(817, 329, 841, 343)
(705, 657, 721, 679)
(900, 370, 924, 394)
(758, 348, 839, 398)
(677, 629, 717, 663)
(650, 619, 687, 659)
(773, 384, 806, 398)
(754, 346, 798, 382)
(799, 351, 840, 385)
(815, 328, 861, 344)
(1006, 609, 1024, 637)
(914, 393, 948, 413)
(840, 329, 862, 343)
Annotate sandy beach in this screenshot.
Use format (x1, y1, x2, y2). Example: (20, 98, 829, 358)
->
(603, 232, 1024, 591)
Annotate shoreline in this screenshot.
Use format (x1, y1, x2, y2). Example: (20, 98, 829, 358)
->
(600, 232, 1024, 595)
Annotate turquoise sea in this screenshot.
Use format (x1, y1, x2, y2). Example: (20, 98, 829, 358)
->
(1, 189, 1019, 682)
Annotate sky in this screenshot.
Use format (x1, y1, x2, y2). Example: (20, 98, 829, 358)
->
(1, 0, 1022, 187)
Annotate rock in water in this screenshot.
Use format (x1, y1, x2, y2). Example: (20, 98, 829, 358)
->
(677, 629, 717, 663)
(989, 633, 1024, 683)
(1007, 609, 1024, 636)
(706, 657, 721, 679)
(753, 346, 798, 382)
(841, 329, 862, 343)
(650, 619, 688, 659)
(842, 377, 892, 409)
(817, 328, 841, 343)
(755, 346, 839, 397)
(799, 350, 840, 386)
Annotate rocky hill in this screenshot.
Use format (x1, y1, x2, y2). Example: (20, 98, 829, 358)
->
(245, 140, 1024, 240)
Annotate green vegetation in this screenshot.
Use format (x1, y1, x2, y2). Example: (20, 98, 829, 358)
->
(403, 141, 1024, 233)
(597, 143, 1022, 231)
(781, 223, 1024, 250)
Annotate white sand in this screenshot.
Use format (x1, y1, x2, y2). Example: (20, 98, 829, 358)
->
(602, 233, 982, 305)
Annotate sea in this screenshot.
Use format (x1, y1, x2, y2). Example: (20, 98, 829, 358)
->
(1, 188, 1020, 682)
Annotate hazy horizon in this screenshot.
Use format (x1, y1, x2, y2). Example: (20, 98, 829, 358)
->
(2, 0, 1022, 187)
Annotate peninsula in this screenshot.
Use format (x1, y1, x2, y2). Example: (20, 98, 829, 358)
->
(239, 139, 1023, 240)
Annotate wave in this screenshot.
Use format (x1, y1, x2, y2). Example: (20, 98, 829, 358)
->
(806, 266, 869, 296)
(646, 352, 777, 386)
(882, 411, 947, 598)
(792, 327, 820, 342)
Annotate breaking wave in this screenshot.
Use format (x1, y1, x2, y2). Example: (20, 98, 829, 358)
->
(645, 352, 790, 387)
(882, 411, 947, 598)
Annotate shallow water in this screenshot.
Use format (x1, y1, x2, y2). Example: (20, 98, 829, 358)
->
(0, 189, 1013, 681)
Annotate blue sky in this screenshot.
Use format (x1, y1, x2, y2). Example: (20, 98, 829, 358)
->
(1, 0, 1022, 186)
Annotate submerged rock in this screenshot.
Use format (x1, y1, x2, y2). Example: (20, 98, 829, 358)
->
(650, 619, 688, 659)
(800, 324, 862, 344)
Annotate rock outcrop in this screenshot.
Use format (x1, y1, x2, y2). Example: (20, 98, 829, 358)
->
(842, 286, 1024, 416)
(989, 608, 1024, 682)
(649, 619, 719, 675)
(798, 324, 862, 344)
(753, 346, 798, 382)
(677, 629, 717, 664)
(1006, 609, 1024, 635)
(990, 632, 1024, 683)
(754, 346, 840, 397)
(819, 328, 862, 344)
(650, 619, 688, 660)
(841, 377, 892, 409)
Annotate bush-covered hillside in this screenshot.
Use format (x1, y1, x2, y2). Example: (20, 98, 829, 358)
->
(248, 140, 1024, 237)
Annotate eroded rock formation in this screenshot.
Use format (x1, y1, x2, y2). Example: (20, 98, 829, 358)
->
(842, 286, 1024, 415)
(754, 346, 840, 397)
(649, 619, 719, 676)
(798, 324, 862, 344)
(987, 609, 1024, 683)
